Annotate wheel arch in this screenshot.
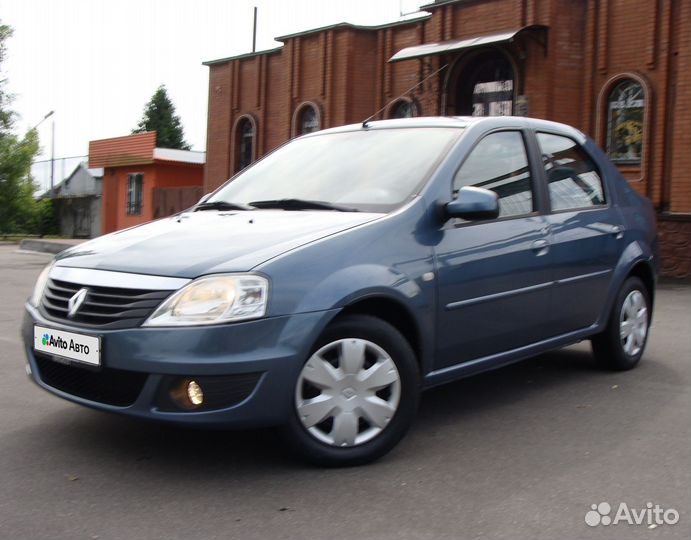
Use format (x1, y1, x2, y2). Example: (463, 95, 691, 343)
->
(599, 240, 656, 325)
(627, 260, 656, 312)
(335, 295, 428, 374)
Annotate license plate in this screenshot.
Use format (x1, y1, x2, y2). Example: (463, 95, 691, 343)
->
(34, 325, 101, 366)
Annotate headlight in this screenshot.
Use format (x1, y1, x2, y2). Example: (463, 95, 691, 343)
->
(143, 274, 269, 326)
(30, 262, 54, 307)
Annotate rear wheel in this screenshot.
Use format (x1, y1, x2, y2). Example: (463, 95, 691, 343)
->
(592, 276, 651, 371)
(282, 314, 419, 466)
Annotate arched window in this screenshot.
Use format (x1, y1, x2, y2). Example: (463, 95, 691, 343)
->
(389, 99, 418, 119)
(606, 80, 644, 163)
(292, 102, 322, 137)
(299, 105, 320, 134)
(236, 116, 255, 171)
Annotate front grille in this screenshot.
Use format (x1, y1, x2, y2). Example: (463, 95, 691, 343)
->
(40, 278, 173, 329)
(34, 353, 148, 407)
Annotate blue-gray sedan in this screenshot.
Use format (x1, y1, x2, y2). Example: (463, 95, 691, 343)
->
(22, 117, 658, 465)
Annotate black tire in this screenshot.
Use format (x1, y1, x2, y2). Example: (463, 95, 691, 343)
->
(281, 314, 420, 466)
(592, 276, 651, 371)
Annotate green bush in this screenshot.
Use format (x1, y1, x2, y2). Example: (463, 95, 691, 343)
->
(34, 198, 59, 237)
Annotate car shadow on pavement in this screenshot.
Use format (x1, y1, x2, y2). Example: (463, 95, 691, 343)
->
(15, 343, 679, 476)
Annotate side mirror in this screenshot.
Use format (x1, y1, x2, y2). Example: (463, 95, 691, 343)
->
(445, 186, 499, 221)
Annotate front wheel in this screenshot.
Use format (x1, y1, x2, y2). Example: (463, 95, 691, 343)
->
(592, 276, 651, 371)
(281, 314, 420, 466)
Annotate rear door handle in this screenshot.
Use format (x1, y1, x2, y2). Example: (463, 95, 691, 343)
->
(611, 225, 624, 239)
(531, 239, 550, 256)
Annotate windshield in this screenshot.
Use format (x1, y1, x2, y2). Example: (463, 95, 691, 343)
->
(208, 127, 462, 213)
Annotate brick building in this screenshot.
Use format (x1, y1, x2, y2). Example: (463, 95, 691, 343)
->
(89, 132, 205, 234)
(203, 0, 690, 277)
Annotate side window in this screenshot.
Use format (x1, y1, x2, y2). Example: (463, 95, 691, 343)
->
(536, 132, 605, 211)
(453, 131, 534, 218)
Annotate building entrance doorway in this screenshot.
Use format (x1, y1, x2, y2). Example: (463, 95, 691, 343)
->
(448, 50, 515, 116)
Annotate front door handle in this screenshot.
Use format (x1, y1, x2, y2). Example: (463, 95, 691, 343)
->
(611, 225, 625, 239)
(531, 239, 550, 256)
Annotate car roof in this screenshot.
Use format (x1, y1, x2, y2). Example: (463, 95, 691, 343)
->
(314, 116, 587, 142)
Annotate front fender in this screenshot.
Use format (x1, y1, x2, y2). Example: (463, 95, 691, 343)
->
(289, 263, 435, 374)
(296, 264, 425, 312)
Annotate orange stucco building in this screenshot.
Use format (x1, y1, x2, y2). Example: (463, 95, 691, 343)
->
(88, 132, 205, 234)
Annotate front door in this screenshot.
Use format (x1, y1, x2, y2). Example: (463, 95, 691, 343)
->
(434, 130, 552, 369)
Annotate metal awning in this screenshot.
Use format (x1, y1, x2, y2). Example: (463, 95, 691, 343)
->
(388, 25, 548, 63)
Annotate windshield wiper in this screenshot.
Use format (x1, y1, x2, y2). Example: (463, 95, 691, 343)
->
(248, 198, 359, 212)
(194, 201, 255, 211)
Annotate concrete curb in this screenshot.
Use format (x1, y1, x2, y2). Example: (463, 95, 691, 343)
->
(18, 239, 82, 255)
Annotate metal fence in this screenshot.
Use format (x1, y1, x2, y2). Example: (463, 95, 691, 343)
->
(30, 155, 88, 196)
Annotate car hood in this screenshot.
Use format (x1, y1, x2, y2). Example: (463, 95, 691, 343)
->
(55, 210, 382, 278)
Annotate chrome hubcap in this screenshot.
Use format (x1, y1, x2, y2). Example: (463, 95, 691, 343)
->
(619, 290, 648, 356)
(295, 338, 401, 447)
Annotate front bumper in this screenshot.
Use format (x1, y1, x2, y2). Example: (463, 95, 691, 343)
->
(22, 303, 338, 428)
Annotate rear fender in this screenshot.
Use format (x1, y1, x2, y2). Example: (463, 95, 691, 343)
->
(597, 240, 655, 329)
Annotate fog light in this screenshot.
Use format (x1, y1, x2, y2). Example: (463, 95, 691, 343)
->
(187, 380, 203, 406)
(169, 378, 204, 410)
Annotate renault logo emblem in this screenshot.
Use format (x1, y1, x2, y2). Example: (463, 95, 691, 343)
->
(67, 288, 88, 318)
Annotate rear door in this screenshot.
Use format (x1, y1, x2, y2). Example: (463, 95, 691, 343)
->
(434, 130, 552, 370)
(534, 131, 623, 334)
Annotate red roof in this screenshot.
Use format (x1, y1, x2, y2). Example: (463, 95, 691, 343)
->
(88, 132, 157, 168)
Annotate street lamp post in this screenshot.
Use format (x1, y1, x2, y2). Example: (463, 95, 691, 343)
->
(32, 111, 55, 196)
(50, 118, 55, 196)
(31, 110, 54, 131)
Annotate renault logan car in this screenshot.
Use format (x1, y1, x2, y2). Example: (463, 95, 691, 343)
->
(22, 117, 657, 465)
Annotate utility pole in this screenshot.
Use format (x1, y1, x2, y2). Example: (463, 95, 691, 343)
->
(50, 118, 55, 197)
(252, 6, 257, 53)
(29, 111, 54, 196)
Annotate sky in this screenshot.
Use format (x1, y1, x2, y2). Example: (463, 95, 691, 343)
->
(1, 0, 424, 192)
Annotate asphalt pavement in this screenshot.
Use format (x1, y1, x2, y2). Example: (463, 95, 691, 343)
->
(0, 245, 689, 540)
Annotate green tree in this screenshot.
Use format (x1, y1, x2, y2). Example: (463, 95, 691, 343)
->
(0, 129, 40, 235)
(0, 22, 15, 135)
(132, 85, 191, 149)
(0, 21, 41, 235)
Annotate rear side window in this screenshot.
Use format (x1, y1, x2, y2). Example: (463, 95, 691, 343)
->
(453, 131, 534, 218)
(537, 133, 605, 211)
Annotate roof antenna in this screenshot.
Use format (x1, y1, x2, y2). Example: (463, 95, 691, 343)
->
(362, 63, 448, 127)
